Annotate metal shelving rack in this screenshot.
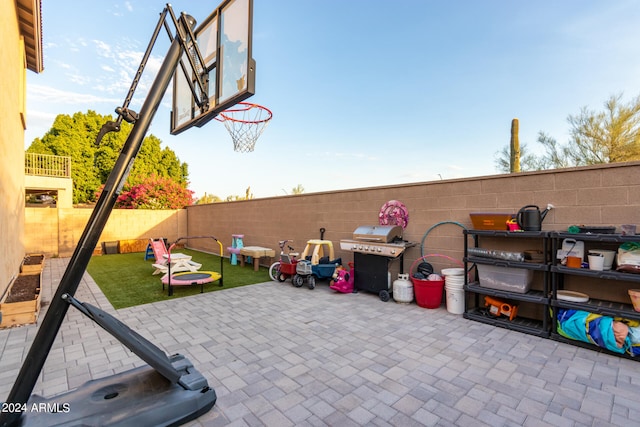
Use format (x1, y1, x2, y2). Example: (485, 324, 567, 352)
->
(550, 232, 640, 359)
(463, 230, 551, 338)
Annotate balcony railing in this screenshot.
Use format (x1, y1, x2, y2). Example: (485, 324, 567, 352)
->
(25, 152, 71, 178)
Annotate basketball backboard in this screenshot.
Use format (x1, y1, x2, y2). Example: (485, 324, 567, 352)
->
(170, 0, 255, 135)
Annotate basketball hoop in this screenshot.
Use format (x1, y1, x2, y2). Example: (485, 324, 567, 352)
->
(215, 102, 272, 153)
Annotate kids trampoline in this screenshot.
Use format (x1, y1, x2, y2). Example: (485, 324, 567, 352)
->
(163, 235, 224, 296)
(161, 271, 222, 294)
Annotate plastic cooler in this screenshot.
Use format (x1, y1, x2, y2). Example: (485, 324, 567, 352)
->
(477, 264, 532, 294)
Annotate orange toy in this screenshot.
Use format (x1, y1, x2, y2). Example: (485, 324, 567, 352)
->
(484, 296, 518, 321)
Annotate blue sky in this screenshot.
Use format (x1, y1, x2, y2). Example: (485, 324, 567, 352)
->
(26, 1, 640, 200)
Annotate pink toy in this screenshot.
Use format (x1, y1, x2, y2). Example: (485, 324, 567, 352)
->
(330, 262, 355, 293)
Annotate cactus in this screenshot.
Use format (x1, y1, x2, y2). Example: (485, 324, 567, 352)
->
(510, 118, 521, 173)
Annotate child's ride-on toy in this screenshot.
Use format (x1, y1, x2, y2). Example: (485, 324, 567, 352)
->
(293, 260, 315, 289)
(292, 239, 342, 289)
(330, 262, 354, 293)
(268, 240, 298, 283)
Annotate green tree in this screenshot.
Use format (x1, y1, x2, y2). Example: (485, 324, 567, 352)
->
(562, 94, 640, 165)
(27, 110, 189, 204)
(495, 94, 640, 172)
(28, 111, 103, 203)
(494, 143, 545, 172)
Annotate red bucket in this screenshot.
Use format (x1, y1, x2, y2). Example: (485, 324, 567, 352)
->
(412, 277, 445, 308)
(410, 254, 465, 309)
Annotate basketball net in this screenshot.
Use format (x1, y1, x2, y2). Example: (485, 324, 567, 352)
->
(216, 102, 272, 153)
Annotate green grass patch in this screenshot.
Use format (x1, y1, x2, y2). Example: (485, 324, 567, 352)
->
(87, 248, 270, 309)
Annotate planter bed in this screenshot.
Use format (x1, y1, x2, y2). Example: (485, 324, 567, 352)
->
(0, 272, 42, 328)
(20, 254, 45, 274)
(118, 239, 149, 254)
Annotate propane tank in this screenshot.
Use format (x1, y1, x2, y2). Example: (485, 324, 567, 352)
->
(393, 273, 413, 304)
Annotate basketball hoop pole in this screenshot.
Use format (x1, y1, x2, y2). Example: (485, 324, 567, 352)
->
(0, 10, 204, 427)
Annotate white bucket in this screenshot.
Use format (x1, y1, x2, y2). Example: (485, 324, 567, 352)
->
(445, 285, 465, 314)
(442, 268, 465, 314)
(442, 268, 465, 277)
(444, 276, 464, 287)
(443, 272, 465, 288)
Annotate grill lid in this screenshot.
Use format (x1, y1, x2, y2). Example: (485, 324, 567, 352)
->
(352, 225, 402, 243)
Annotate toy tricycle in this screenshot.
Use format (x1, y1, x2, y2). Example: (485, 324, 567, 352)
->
(268, 240, 299, 283)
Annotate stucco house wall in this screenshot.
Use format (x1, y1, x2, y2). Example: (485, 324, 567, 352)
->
(0, 0, 43, 298)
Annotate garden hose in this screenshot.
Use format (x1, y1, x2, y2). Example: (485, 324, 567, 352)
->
(420, 221, 468, 257)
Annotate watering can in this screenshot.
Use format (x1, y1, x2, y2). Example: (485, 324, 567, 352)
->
(516, 204, 553, 231)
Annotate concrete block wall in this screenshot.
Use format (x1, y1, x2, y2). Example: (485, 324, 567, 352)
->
(185, 162, 640, 272)
(24, 208, 187, 257)
(21, 161, 640, 272)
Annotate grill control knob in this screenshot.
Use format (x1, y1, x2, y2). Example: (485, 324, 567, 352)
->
(390, 249, 396, 255)
(377, 247, 382, 253)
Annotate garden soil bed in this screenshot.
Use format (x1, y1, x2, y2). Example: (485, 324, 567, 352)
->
(21, 254, 45, 274)
(5, 273, 40, 303)
(0, 273, 42, 328)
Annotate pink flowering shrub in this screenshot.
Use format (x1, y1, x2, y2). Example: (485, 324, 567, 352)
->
(96, 175, 194, 209)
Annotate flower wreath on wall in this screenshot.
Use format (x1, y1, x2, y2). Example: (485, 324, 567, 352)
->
(378, 200, 409, 229)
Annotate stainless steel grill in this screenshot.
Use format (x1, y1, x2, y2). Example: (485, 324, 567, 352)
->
(340, 225, 416, 301)
(340, 225, 409, 258)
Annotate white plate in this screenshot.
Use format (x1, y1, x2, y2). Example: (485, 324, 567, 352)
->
(557, 290, 589, 302)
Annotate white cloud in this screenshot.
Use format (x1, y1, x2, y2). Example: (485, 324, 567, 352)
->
(28, 84, 120, 105)
(93, 40, 113, 56)
(27, 110, 57, 122)
(68, 73, 91, 86)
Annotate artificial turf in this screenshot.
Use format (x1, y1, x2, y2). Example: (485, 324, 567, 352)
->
(86, 248, 270, 309)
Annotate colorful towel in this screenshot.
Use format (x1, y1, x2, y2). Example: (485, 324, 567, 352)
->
(556, 309, 640, 356)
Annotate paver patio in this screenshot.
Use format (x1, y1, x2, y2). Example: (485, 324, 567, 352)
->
(1, 258, 639, 426)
